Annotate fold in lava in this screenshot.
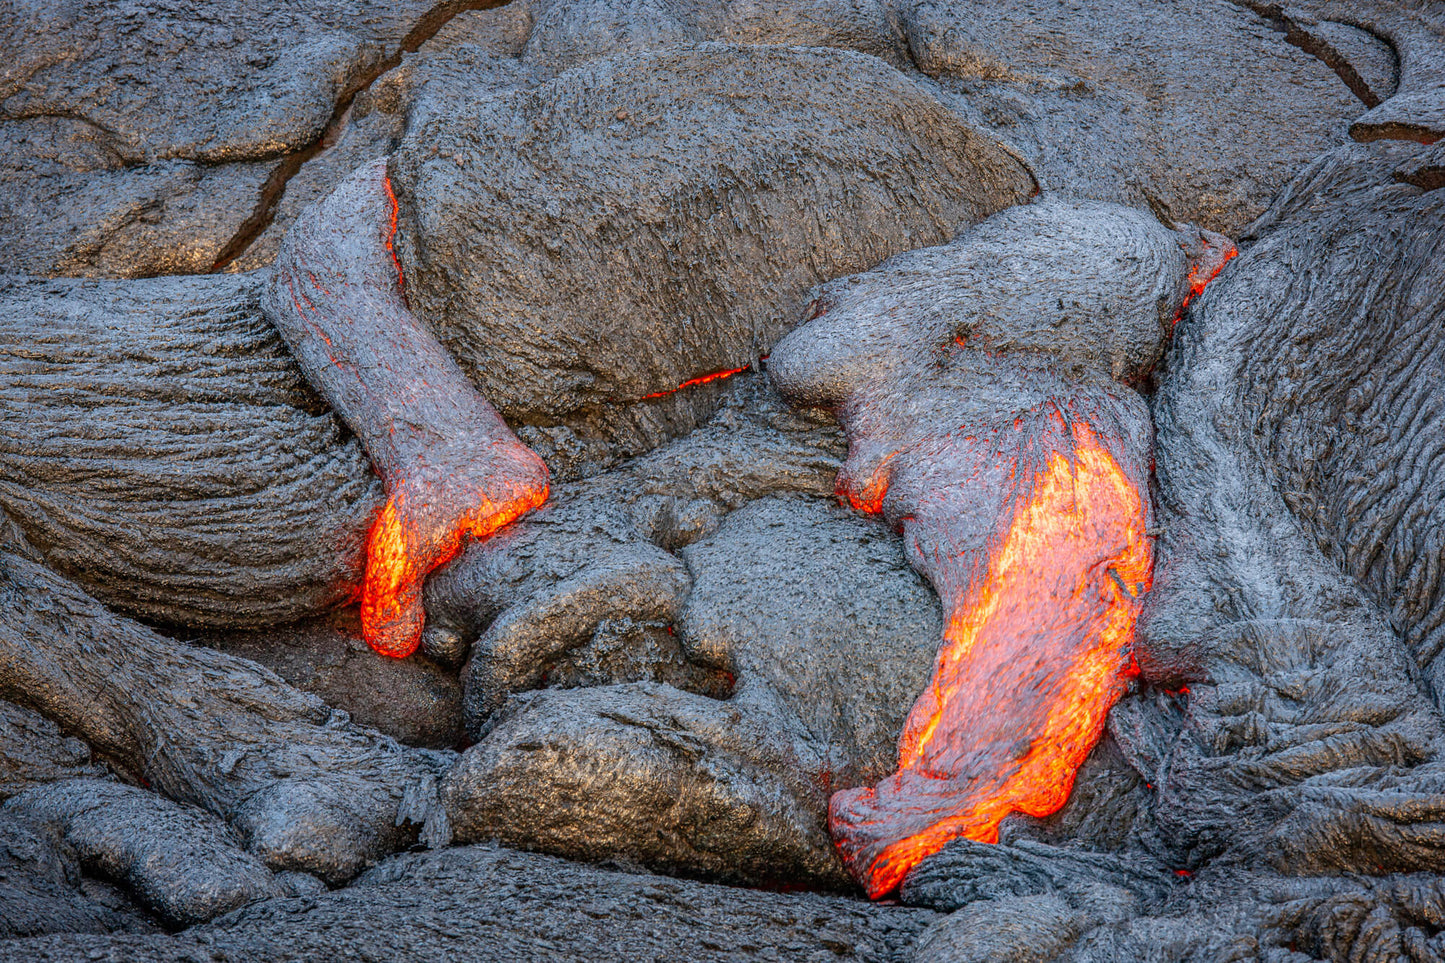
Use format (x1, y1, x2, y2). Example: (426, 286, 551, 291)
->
(264, 159, 549, 658)
(829, 394, 1152, 897)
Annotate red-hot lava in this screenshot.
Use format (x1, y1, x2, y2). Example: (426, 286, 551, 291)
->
(1177, 240, 1237, 317)
(762, 196, 1234, 898)
(265, 159, 549, 659)
(829, 412, 1151, 897)
(639, 364, 752, 399)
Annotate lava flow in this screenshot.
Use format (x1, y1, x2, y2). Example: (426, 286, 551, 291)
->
(265, 158, 549, 659)
(762, 196, 1231, 898)
(830, 414, 1151, 897)
(1177, 240, 1237, 316)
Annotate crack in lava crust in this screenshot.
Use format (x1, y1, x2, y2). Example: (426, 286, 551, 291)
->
(263, 158, 549, 658)
(830, 414, 1151, 898)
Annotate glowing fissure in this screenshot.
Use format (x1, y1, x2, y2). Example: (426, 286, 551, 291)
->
(382, 175, 407, 296)
(829, 416, 1152, 898)
(1178, 244, 1237, 315)
(639, 364, 752, 399)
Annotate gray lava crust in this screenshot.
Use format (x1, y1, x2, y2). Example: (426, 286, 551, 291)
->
(1, 0, 1445, 960)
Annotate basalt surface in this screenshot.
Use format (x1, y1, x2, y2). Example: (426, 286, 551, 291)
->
(387, 41, 1035, 475)
(1, 1, 1445, 961)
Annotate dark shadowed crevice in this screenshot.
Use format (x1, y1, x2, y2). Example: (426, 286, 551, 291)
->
(209, 0, 515, 273)
(1231, 0, 1393, 108)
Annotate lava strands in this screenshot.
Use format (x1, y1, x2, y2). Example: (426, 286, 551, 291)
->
(264, 159, 549, 658)
(769, 196, 1232, 897)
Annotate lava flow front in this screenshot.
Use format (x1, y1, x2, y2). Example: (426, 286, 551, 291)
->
(265, 159, 549, 659)
(829, 412, 1152, 898)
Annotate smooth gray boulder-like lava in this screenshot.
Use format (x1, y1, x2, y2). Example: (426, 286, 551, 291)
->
(1, 0, 1444, 960)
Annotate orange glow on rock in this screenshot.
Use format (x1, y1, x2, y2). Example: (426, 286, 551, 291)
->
(1179, 244, 1237, 313)
(361, 476, 549, 658)
(265, 159, 551, 662)
(829, 419, 1152, 898)
(382, 175, 407, 295)
(639, 364, 752, 399)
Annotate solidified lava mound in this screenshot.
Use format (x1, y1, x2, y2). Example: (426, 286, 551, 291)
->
(1, 0, 1444, 960)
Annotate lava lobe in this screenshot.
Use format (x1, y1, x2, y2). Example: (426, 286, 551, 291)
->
(769, 196, 1235, 896)
(263, 159, 549, 658)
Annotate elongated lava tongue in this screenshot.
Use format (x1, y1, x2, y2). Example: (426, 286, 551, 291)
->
(264, 159, 549, 658)
(830, 392, 1152, 898)
(769, 196, 1234, 897)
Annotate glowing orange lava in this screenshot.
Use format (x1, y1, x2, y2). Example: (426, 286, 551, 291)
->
(382, 175, 407, 295)
(829, 420, 1152, 897)
(361, 477, 548, 658)
(639, 364, 752, 399)
(1179, 244, 1237, 313)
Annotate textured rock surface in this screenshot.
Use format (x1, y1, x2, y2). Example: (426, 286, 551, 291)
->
(0, 843, 939, 962)
(3, 0, 1445, 959)
(0, 517, 452, 885)
(0, 700, 108, 800)
(0, 810, 156, 939)
(434, 385, 943, 886)
(1251, 0, 1445, 144)
(519, 0, 907, 71)
(894, 0, 1366, 234)
(197, 610, 465, 750)
(3, 780, 283, 927)
(0, 273, 381, 629)
(0, 0, 493, 278)
(390, 42, 1034, 475)
(1135, 138, 1445, 887)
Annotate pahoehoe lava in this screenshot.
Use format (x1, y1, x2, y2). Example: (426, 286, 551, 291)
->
(1, 0, 1444, 960)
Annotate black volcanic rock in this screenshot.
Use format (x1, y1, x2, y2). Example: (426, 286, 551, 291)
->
(894, 0, 1368, 234)
(196, 609, 467, 750)
(0, 516, 452, 885)
(0, 273, 381, 629)
(518, 0, 908, 71)
(0, 0, 483, 278)
(984, 135, 1445, 960)
(0, 842, 939, 962)
(0, 810, 156, 940)
(3, 780, 284, 927)
(422, 383, 943, 886)
(441, 493, 942, 887)
(0, 700, 108, 801)
(2, 1, 1445, 960)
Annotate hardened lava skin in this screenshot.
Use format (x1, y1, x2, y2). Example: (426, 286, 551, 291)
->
(263, 159, 549, 658)
(769, 196, 1236, 897)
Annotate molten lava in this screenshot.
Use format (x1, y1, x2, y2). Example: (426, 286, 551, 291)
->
(829, 415, 1152, 898)
(382, 175, 407, 297)
(265, 159, 549, 661)
(1179, 244, 1237, 313)
(639, 364, 752, 399)
(361, 471, 548, 657)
